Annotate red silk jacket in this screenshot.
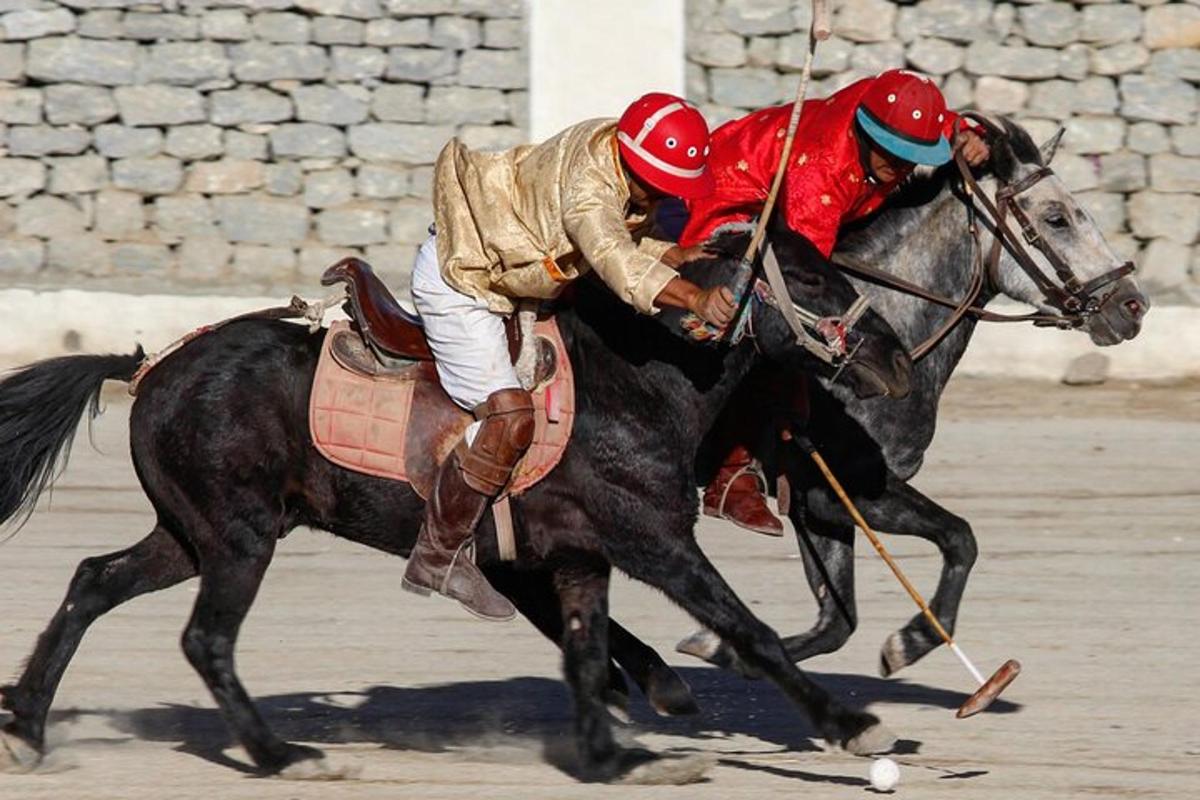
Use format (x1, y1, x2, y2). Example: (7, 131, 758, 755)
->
(680, 77, 963, 257)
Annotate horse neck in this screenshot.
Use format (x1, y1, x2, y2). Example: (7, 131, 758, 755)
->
(557, 304, 758, 457)
(847, 186, 999, 399)
(824, 185, 1002, 478)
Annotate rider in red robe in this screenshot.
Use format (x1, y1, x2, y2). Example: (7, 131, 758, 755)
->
(682, 69, 990, 535)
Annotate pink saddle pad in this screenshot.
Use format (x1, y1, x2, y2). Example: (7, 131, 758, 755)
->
(310, 319, 575, 498)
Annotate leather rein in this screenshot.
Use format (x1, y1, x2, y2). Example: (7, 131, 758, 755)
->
(831, 123, 1134, 362)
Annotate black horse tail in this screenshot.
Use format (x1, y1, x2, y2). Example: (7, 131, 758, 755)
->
(0, 347, 145, 532)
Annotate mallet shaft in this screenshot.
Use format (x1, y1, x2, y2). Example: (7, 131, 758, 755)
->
(807, 447, 955, 644)
(812, 0, 832, 40)
(948, 642, 987, 686)
(805, 442, 1021, 717)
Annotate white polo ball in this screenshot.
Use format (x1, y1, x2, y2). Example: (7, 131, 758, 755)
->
(869, 757, 900, 791)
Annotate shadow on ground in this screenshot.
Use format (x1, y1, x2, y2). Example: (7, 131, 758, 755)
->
(50, 665, 1016, 778)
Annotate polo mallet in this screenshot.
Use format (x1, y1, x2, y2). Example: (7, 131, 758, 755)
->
(700, 0, 832, 346)
(799, 438, 1020, 718)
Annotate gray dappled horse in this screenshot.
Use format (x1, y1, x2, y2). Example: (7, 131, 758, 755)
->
(675, 113, 1148, 680)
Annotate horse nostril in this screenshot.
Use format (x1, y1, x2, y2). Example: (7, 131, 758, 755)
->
(1123, 298, 1144, 321)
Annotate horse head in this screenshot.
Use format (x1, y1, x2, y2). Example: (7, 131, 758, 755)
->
(970, 114, 1149, 345)
(667, 223, 912, 400)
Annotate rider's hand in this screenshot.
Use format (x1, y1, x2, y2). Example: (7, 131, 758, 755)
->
(661, 244, 715, 268)
(688, 285, 736, 328)
(954, 129, 990, 167)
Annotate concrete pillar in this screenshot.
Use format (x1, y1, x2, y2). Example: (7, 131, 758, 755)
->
(529, 0, 685, 142)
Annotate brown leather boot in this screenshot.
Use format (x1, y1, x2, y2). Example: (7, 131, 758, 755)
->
(703, 445, 783, 536)
(402, 388, 535, 621)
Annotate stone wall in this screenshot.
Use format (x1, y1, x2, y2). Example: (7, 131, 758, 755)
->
(0, 0, 526, 296)
(3, 1, 1199, 309)
(686, 0, 1200, 306)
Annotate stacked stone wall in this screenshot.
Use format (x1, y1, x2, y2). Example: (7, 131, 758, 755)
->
(687, 0, 1200, 306)
(0, 0, 526, 295)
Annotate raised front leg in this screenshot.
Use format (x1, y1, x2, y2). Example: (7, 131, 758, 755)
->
(797, 473, 977, 676)
(2, 526, 196, 772)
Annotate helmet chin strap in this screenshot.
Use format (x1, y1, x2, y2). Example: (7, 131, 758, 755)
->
(853, 119, 885, 184)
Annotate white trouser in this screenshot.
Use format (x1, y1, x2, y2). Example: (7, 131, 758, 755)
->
(410, 235, 521, 422)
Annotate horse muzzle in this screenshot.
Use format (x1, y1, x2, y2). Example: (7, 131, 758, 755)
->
(839, 334, 912, 400)
(1086, 278, 1148, 346)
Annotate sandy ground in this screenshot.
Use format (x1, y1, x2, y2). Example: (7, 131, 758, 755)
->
(1, 377, 1198, 799)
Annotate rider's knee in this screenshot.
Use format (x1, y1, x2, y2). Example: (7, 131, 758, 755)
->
(460, 387, 535, 495)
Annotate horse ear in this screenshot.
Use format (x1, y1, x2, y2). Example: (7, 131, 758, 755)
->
(1039, 128, 1065, 165)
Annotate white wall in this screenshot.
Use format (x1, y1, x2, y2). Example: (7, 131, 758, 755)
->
(529, 0, 685, 142)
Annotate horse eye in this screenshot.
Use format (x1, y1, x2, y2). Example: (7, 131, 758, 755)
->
(1045, 214, 1069, 229)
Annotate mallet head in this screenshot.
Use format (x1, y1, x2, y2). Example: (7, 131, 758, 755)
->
(956, 659, 1021, 719)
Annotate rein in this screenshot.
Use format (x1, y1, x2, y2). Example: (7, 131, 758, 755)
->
(831, 120, 1134, 361)
(682, 1, 860, 368)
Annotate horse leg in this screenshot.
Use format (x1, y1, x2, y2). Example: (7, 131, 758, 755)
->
(1, 525, 196, 772)
(486, 565, 697, 718)
(794, 474, 977, 675)
(860, 479, 978, 677)
(486, 565, 632, 716)
(676, 501, 861, 673)
(610, 534, 894, 755)
(781, 504, 859, 662)
(607, 622, 699, 717)
(179, 531, 322, 775)
(552, 558, 623, 781)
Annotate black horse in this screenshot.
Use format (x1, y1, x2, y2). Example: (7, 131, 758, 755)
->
(0, 228, 911, 782)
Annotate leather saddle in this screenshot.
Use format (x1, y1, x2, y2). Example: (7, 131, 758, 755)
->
(321, 256, 554, 383)
(322, 256, 433, 364)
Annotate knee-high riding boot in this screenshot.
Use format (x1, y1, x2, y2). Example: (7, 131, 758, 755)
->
(402, 387, 535, 620)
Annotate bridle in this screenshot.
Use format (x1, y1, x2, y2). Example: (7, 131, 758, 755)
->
(831, 118, 1135, 361)
(681, 236, 873, 369)
(724, 243, 873, 368)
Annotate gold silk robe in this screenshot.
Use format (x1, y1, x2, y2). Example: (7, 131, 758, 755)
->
(432, 118, 677, 316)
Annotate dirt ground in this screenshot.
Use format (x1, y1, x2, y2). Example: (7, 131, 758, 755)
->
(1, 377, 1197, 799)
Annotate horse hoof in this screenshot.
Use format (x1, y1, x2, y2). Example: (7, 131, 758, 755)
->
(843, 722, 897, 756)
(278, 755, 359, 781)
(646, 667, 699, 717)
(675, 628, 722, 661)
(676, 631, 761, 679)
(0, 730, 43, 774)
(619, 752, 714, 785)
(879, 631, 908, 677)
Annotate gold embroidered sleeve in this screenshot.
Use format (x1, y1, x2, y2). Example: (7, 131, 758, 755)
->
(637, 236, 675, 263)
(560, 171, 677, 316)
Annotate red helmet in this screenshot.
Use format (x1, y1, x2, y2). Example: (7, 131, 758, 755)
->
(617, 93, 715, 200)
(855, 69, 952, 166)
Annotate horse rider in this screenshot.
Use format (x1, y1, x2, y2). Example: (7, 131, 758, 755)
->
(678, 69, 991, 536)
(404, 93, 732, 620)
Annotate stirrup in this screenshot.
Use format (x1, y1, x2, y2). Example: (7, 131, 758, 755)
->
(708, 460, 783, 537)
(714, 461, 769, 517)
